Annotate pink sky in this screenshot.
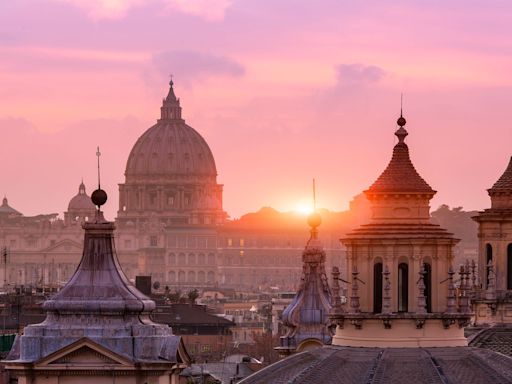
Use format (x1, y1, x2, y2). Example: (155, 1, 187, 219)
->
(0, 0, 511, 219)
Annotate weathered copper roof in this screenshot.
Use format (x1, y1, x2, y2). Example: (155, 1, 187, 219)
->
(489, 156, 512, 193)
(366, 125, 434, 194)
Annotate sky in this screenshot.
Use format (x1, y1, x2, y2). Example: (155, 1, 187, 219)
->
(1, 0, 511, 219)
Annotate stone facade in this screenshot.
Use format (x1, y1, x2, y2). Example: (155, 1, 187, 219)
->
(472, 157, 512, 325)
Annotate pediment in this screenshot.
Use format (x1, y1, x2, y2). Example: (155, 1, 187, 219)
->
(36, 338, 133, 368)
(41, 239, 83, 253)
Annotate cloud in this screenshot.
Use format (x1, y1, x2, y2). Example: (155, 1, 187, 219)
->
(335, 64, 385, 86)
(51, 0, 144, 19)
(166, 0, 234, 21)
(51, 0, 234, 20)
(148, 50, 245, 86)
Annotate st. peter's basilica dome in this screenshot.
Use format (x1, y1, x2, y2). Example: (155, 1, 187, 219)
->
(124, 80, 217, 182)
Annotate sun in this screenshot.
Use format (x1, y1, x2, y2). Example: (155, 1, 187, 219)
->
(294, 203, 314, 215)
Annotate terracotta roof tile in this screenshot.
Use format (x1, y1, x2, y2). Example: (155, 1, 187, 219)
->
(489, 157, 512, 193)
(367, 141, 434, 194)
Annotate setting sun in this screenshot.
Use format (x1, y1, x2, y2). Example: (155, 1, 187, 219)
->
(294, 202, 314, 215)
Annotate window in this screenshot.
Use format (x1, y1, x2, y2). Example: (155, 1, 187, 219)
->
(373, 262, 383, 313)
(124, 239, 132, 249)
(201, 344, 211, 352)
(398, 263, 408, 312)
(423, 263, 432, 313)
(240, 238, 245, 247)
(150, 236, 158, 247)
(227, 238, 233, 247)
(486, 244, 493, 288)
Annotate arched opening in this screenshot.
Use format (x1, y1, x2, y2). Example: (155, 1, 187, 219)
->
(373, 262, 383, 313)
(486, 244, 493, 288)
(508, 244, 512, 290)
(423, 263, 432, 313)
(398, 263, 408, 312)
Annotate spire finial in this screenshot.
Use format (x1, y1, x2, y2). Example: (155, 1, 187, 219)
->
(91, 147, 108, 211)
(169, 74, 174, 87)
(397, 94, 406, 127)
(307, 179, 321, 236)
(96, 146, 101, 189)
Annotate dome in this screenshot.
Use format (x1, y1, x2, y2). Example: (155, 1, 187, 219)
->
(125, 81, 217, 181)
(68, 182, 95, 211)
(0, 197, 22, 216)
(240, 345, 512, 383)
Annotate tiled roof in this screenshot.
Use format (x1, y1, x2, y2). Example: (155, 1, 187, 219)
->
(240, 345, 512, 384)
(489, 157, 512, 193)
(469, 325, 512, 357)
(367, 141, 434, 194)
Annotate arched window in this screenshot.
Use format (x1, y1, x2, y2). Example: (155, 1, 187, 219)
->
(423, 263, 432, 313)
(486, 244, 493, 288)
(373, 262, 383, 313)
(398, 263, 408, 312)
(508, 244, 512, 290)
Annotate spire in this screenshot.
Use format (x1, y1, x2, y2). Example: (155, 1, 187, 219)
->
(91, 147, 108, 218)
(366, 112, 435, 194)
(160, 78, 183, 121)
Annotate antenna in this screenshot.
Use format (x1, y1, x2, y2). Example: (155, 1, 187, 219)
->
(96, 146, 101, 189)
(313, 178, 316, 211)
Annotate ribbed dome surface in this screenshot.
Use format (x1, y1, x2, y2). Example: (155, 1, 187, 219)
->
(125, 120, 217, 179)
(125, 81, 217, 180)
(489, 156, 512, 192)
